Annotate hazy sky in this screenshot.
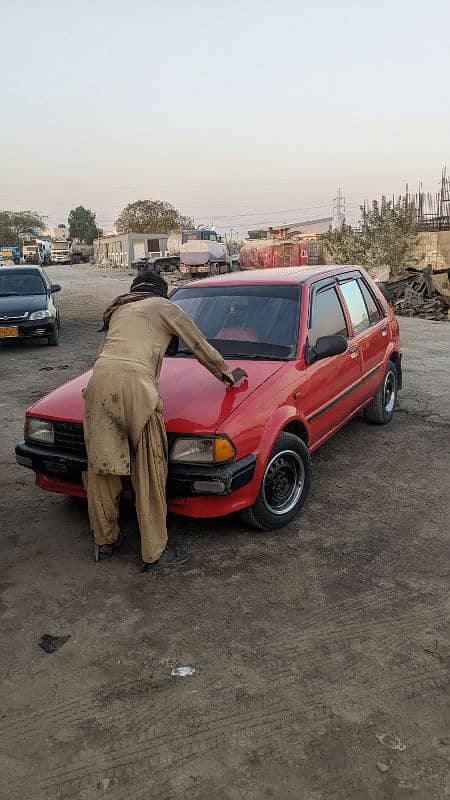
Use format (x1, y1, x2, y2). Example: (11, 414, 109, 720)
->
(2, 0, 449, 236)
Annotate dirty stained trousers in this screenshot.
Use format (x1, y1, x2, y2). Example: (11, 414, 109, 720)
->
(83, 295, 231, 563)
(84, 409, 168, 563)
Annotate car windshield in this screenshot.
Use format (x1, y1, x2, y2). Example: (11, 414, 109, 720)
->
(171, 284, 300, 360)
(0, 273, 46, 296)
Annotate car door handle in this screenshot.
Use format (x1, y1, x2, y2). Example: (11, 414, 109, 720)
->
(381, 326, 388, 336)
(348, 344, 358, 356)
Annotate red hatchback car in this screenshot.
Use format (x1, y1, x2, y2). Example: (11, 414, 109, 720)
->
(16, 266, 402, 530)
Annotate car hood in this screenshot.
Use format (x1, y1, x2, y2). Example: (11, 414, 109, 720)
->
(27, 357, 285, 432)
(0, 294, 47, 316)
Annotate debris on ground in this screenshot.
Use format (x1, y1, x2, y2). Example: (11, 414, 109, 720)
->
(376, 762, 390, 773)
(171, 666, 195, 677)
(379, 266, 450, 321)
(38, 633, 71, 654)
(38, 365, 69, 372)
(376, 732, 407, 751)
(97, 778, 112, 791)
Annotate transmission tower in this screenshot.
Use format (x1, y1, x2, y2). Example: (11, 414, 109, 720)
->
(332, 188, 346, 230)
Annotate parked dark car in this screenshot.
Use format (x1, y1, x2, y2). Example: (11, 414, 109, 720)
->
(0, 266, 61, 346)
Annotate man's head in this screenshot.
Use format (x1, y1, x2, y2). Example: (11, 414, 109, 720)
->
(130, 270, 168, 298)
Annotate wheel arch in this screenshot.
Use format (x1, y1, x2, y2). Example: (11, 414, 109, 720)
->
(251, 406, 310, 492)
(387, 348, 402, 390)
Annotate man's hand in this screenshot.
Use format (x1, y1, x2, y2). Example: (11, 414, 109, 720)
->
(223, 367, 248, 385)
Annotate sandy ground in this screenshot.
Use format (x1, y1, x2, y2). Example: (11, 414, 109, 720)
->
(0, 263, 449, 800)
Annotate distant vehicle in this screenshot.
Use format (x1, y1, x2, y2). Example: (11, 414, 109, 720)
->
(0, 266, 61, 346)
(0, 246, 21, 265)
(22, 239, 51, 266)
(71, 243, 94, 264)
(51, 240, 73, 264)
(240, 239, 309, 270)
(15, 266, 401, 529)
(150, 229, 234, 276)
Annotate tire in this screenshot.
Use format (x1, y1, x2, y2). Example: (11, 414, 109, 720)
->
(47, 325, 59, 346)
(240, 432, 312, 531)
(364, 360, 397, 424)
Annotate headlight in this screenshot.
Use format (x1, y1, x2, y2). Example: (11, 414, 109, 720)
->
(25, 417, 54, 445)
(29, 310, 52, 320)
(170, 436, 236, 464)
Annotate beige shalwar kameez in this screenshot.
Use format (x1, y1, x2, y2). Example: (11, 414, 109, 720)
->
(83, 296, 232, 563)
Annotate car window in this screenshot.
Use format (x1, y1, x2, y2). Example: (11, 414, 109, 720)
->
(339, 279, 370, 335)
(0, 273, 46, 296)
(309, 286, 348, 346)
(171, 284, 300, 360)
(358, 279, 381, 324)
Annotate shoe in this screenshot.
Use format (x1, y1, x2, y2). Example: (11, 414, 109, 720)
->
(142, 546, 190, 572)
(94, 531, 126, 562)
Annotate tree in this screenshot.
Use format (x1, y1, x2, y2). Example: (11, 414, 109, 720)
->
(115, 199, 195, 235)
(0, 210, 46, 247)
(321, 196, 420, 275)
(360, 197, 419, 274)
(68, 206, 102, 244)
(321, 222, 366, 265)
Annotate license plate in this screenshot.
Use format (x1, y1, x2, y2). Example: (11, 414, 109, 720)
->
(0, 326, 19, 338)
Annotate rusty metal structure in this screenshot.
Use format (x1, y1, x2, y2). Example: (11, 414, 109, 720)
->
(406, 167, 450, 231)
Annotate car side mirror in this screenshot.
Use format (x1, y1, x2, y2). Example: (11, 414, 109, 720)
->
(51, 284, 61, 293)
(305, 334, 347, 365)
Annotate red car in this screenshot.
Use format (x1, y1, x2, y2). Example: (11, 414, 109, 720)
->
(16, 266, 402, 530)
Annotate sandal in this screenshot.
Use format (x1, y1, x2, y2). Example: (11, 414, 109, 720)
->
(142, 546, 190, 573)
(94, 531, 126, 563)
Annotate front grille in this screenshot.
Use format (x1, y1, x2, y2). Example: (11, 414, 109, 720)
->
(0, 313, 28, 323)
(52, 423, 176, 459)
(53, 421, 86, 455)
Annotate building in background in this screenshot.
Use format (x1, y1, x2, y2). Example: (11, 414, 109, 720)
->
(247, 217, 332, 240)
(94, 232, 169, 268)
(246, 217, 332, 266)
(43, 224, 70, 241)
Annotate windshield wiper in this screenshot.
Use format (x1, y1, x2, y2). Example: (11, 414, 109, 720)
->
(0, 292, 20, 296)
(221, 353, 285, 360)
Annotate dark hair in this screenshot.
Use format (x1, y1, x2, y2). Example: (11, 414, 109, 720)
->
(130, 270, 168, 297)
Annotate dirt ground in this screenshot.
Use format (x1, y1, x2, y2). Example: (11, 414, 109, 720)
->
(1, 263, 449, 800)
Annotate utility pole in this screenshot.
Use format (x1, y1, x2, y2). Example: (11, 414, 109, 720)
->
(332, 188, 346, 230)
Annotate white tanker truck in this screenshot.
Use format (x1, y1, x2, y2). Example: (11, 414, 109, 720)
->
(150, 229, 234, 277)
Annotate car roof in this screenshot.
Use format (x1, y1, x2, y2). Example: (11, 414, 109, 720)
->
(0, 266, 44, 276)
(185, 266, 362, 289)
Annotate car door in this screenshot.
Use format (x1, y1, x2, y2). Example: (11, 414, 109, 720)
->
(337, 274, 387, 401)
(301, 279, 362, 449)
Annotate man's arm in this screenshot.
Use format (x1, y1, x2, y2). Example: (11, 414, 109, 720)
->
(163, 304, 236, 384)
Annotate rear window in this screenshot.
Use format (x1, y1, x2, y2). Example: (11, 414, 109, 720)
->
(171, 284, 300, 360)
(358, 279, 382, 324)
(0, 273, 46, 296)
(339, 279, 370, 335)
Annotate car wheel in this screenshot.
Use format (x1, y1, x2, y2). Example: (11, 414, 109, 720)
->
(240, 432, 312, 531)
(363, 360, 397, 424)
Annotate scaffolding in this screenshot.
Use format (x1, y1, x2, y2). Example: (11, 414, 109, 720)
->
(406, 167, 450, 232)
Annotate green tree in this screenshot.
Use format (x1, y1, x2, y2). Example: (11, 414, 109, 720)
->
(0, 210, 45, 247)
(115, 199, 195, 235)
(322, 196, 419, 274)
(360, 197, 419, 274)
(68, 206, 102, 244)
(321, 222, 366, 265)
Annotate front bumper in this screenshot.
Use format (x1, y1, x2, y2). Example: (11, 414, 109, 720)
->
(15, 441, 256, 498)
(1, 319, 56, 339)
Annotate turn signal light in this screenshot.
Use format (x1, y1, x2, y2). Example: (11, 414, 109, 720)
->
(213, 437, 236, 463)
